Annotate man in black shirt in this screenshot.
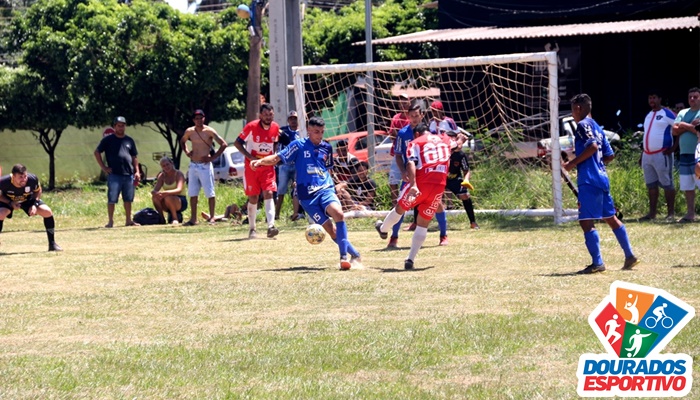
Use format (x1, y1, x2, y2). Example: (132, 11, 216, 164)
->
(0, 164, 62, 251)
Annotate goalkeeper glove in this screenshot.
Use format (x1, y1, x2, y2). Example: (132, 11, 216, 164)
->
(461, 179, 474, 191)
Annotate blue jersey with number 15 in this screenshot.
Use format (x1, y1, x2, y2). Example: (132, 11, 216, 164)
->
(277, 138, 334, 200)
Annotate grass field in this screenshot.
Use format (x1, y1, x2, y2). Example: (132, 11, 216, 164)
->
(0, 186, 699, 399)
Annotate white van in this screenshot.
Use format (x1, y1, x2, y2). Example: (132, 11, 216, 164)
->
(211, 145, 245, 182)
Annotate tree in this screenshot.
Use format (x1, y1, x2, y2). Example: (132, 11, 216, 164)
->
(65, 1, 251, 169)
(302, 0, 438, 66)
(2, 0, 253, 176)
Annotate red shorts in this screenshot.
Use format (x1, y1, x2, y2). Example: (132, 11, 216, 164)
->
(397, 183, 444, 220)
(244, 166, 277, 196)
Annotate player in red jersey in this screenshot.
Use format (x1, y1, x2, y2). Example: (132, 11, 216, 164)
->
(375, 123, 466, 269)
(233, 103, 281, 239)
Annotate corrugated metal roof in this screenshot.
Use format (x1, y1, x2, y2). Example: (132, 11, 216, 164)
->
(357, 16, 699, 46)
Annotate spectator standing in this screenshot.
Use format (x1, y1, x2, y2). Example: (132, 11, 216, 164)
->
(94, 116, 141, 227)
(275, 110, 301, 219)
(640, 90, 677, 221)
(234, 103, 280, 239)
(388, 93, 411, 206)
(180, 109, 227, 225)
(562, 94, 639, 274)
(672, 101, 685, 116)
(672, 87, 700, 223)
(0, 164, 62, 251)
(151, 156, 188, 225)
(251, 116, 362, 270)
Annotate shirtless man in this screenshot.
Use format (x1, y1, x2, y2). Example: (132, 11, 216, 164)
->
(180, 109, 227, 225)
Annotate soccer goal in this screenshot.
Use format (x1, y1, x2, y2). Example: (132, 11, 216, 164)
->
(292, 51, 575, 224)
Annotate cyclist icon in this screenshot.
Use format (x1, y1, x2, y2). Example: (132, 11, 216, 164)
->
(644, 303, 674, 329)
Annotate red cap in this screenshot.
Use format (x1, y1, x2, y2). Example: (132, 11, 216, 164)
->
(430, 101, 443, 110)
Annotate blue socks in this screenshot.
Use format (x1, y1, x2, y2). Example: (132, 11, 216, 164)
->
(436, 211, 447, 237)
(391, 214, 404, 238)
(335, 221, 349, 258)
(584, 229, 604, 266)
(613, 225, 634, 258)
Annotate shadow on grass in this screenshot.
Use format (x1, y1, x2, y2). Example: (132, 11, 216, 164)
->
(377, 266, 435, 273)
(372, 246, 410, 252)
(222, 237, 279, 243)
(472, 215, 570, 232)
(539, 271, 585, 277)
(0, 251, 36, 256)
(262, 266, 327, 272)
(671, 264, 700, 268)
(230, 266, 328, 273)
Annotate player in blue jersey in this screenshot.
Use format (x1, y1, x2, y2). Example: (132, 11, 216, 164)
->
(251, 116, 362, 270)
(388, 101, 450, 247)
(563, 94, 639, 274)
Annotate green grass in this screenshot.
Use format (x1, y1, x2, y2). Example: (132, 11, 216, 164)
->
(0, 185, 699, 399)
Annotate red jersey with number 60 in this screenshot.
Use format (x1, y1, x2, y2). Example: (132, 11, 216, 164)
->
(406, 133, 453, 187)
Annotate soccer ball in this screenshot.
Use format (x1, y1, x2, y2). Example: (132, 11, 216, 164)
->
(305, 224, 326, 245)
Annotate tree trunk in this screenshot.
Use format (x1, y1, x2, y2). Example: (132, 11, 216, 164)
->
(245, 1, 264, 123)
(34, 128, 62, 190)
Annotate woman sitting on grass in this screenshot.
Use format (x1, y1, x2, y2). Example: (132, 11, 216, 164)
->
(151, 156, 187, 225)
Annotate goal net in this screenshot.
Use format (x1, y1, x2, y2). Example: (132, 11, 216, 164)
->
(292, 51, 575, 224)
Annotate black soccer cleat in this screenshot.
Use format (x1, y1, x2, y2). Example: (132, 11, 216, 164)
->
(404, 259, 414, 270)
(577, 263, 605, 274)
(375, 220, 387, 240)
(49, 242, 63, 252)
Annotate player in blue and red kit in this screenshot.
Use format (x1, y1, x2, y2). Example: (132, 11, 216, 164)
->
(563, 94, 639, 274)
(251, 116, 362, 270)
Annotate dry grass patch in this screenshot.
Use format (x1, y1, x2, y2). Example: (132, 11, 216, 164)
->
(1, 213, 699, 398)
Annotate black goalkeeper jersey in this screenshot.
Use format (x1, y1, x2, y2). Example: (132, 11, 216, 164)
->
(447, 151, 470, 180)
(0, 173, 41, 204)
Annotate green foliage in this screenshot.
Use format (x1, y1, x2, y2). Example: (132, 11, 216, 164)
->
(302, 0, 438, 65)
(1, 0, 253, 178)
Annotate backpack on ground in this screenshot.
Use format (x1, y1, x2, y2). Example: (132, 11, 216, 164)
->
(133, 207, 163, 225)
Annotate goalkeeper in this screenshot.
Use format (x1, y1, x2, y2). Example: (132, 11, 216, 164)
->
(444, 129, 479, 229)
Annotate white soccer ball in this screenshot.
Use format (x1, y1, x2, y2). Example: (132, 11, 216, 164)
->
(305, 224, 326, 245)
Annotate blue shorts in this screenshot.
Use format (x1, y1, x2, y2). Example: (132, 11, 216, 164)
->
(300, 190, 340, 225)
(578, 184, 617, 220)
(177, 195, 189, 212)
(678, 154, 698, 191)
(107, 174, 135, 204)
(277, 163, 296, 195)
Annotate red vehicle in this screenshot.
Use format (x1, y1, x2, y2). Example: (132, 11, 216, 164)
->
(325, 131, 388, 163)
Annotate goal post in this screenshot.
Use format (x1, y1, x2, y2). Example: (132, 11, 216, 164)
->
(292, 51, 573, 224)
